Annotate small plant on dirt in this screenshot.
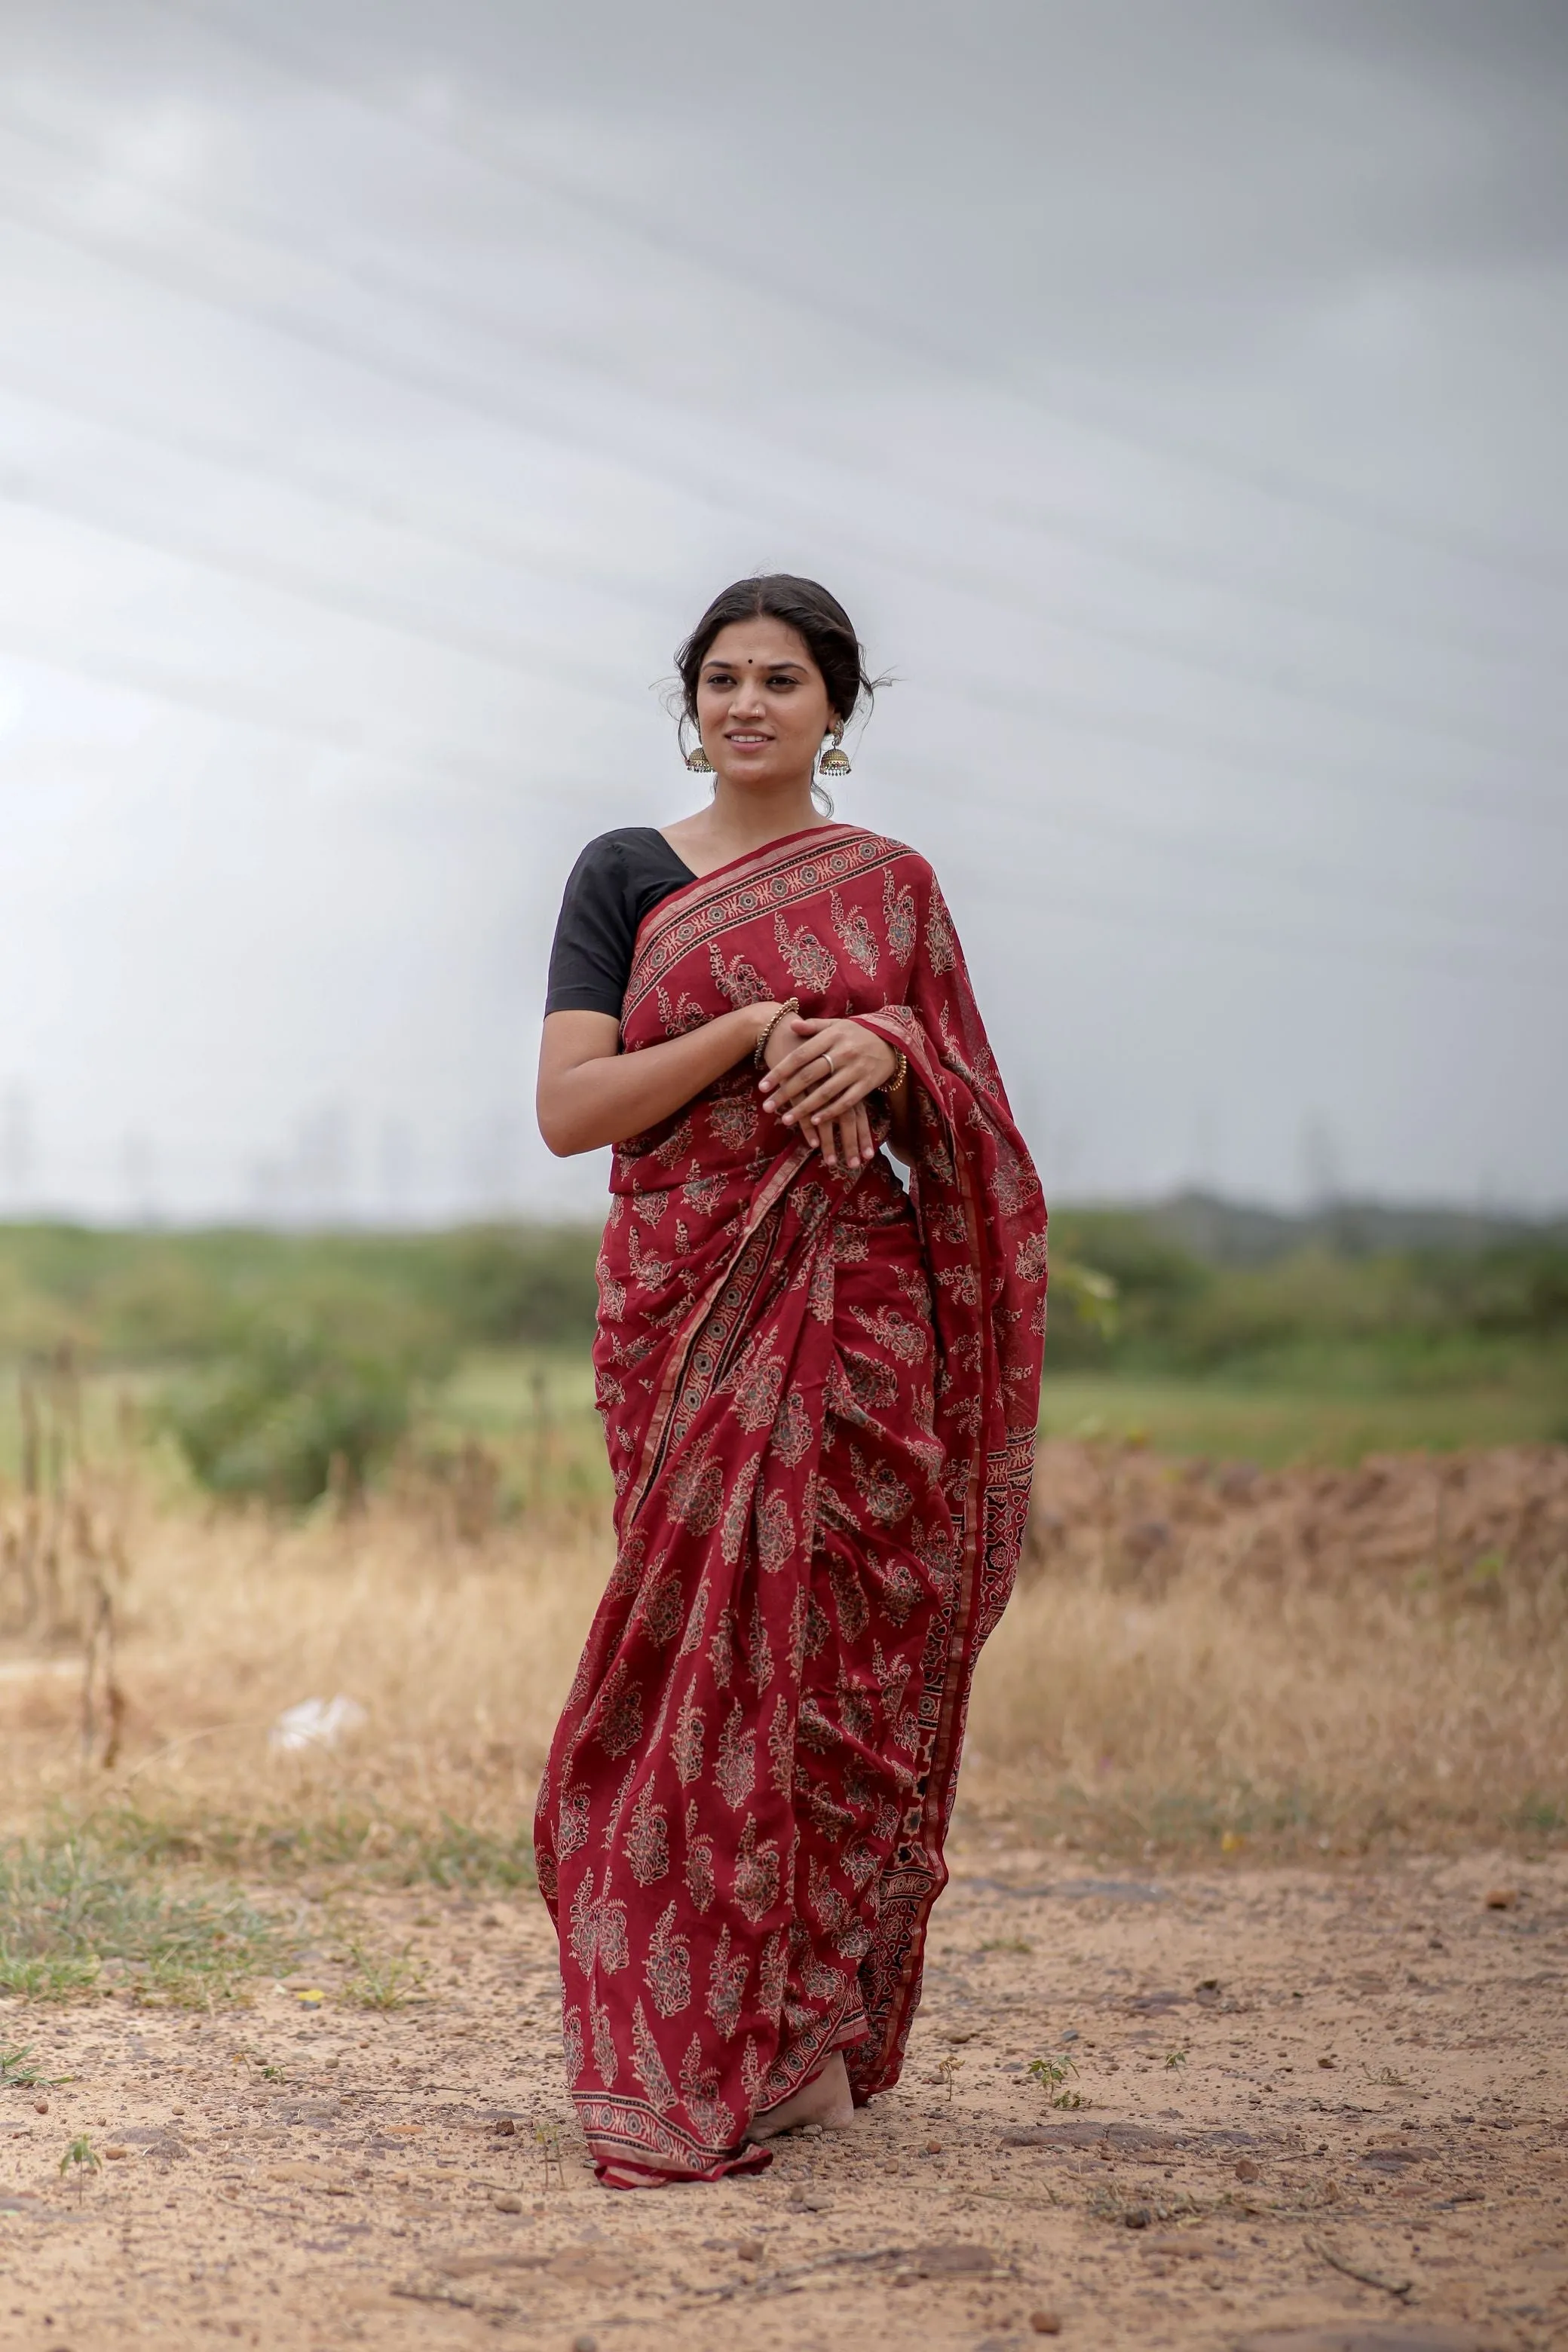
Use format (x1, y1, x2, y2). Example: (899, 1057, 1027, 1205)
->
(534, 2121, 565, 2190)
(1090, 2182, 1199, 2229)
(231, 2047, 288, 2084)
(1364, 2063, 1410, 2087)
(935, 2053, 965, 2101)
(343, 1943, 424, 2012)
(60, 2134, 101, 2205)
(1165, 2046, 1190, 2070)
(1027, 2054, 1090, 2109)
(1, 2046, 68, 2090)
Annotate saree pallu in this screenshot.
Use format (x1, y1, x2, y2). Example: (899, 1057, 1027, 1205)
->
(534, 824, 1047, 2185)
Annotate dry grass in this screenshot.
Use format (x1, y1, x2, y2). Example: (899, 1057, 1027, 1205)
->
(0, 1489, 602, 1870)
(0, 1440, 1563, 1880)
(966, 1440, 1568, 1851)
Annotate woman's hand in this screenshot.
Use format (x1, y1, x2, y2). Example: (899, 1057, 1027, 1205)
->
(537, 1000, 786, 1156)
(758, 1015, 899, 1173)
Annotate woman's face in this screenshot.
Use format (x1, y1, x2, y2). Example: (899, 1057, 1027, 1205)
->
(694, 617, 835, 794)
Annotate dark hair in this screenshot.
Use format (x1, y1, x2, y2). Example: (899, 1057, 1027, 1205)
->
(675, 575, 875, 733)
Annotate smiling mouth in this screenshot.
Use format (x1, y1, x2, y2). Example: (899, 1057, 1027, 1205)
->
(726, 732, 771, 746)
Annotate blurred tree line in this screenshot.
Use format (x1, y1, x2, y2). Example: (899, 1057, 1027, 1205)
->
(1046, 1206, 1568, 1373)
(0, 1224, 599, 1508)
(0, 1205, 1562, 1505)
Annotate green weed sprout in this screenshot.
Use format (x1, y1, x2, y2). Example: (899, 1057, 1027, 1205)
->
(60, 2135, 101, 2204)
(343, 1942, 424, 2012)
(1027, 2053, 1089, 2109)
(1, 2046, 68, 2089)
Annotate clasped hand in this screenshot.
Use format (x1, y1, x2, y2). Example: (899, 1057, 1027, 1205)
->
(758, 1015, 899, 1172)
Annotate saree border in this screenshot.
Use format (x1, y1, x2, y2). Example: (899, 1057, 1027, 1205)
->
(623, 824, 902, 1028)
(845, 1003, 993, 2087)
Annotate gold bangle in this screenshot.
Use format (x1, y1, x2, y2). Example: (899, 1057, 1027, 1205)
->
(888, 1049, 908, 1093)
(755, 997, 800, 1069)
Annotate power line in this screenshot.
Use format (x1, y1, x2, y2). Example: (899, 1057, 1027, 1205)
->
(939, 841, 1563, 994)
(3, 344, 1559, 847)
(0, 468, 649, 709)
(0, 611, 567, 815)
(887, 763, 1563, 960)
(1, 349, 1563, 951)
(929, 664, 1564, 832)
(57, 2, 1568, 681)
(1, 602, 1559, 991)
(1, 105, 1565, 786)
(4, 448, 1565, 959)
(145, 0, 1568, 598)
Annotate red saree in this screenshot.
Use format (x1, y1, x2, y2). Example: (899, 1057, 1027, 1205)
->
(534, 823, 1047, 2185)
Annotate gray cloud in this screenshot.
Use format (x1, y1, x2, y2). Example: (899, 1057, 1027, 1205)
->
(0, 0, 1563, 1220)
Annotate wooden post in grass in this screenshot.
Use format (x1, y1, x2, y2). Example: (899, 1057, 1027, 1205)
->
(530, 1366, 551, 1516)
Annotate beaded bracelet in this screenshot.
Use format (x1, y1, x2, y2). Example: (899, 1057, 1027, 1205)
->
(887, 1049, 909, 1093)
(755, 997, 801, 1070)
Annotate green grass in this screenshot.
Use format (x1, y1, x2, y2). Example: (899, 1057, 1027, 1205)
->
(85, 1805, 535, 1894)
(341, 1943, 427, 2011)
(963, 1773, 1568, 1860)
(1040, 1364, 1567, 1465)
(0, 1829, 291, 2005)
(422, 1344, 610, 1513)
(7, 1347, 1557, 1504)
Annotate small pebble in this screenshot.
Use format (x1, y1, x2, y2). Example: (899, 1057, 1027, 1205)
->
(1031, 2317, 1062, 2338)
(573, 2335, 598, 2352)
(1233, 2158, 1259, 2182)
(1317, 2056, 1336, 2069)
(492, 2191, 522, 2214)
(924, 2140, 942, 2155)
(737, 2240, 762, 2262)
(493, 2117, 516, 2136)
(104, 2147, 127, 2161)
(32, 2099, 47, 2115)
(1484, 1887, 1518, 1910)
(1123, 2206, 1151, 2229)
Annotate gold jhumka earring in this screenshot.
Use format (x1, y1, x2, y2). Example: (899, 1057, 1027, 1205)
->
(818, 729, 852, 779)
(682, 724, 714, 774)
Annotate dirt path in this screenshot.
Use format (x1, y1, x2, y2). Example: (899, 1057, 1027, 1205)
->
(2, 1846, 1563, 2352)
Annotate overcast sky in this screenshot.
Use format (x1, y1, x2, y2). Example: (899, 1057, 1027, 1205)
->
(1, 0, 1564, 1223)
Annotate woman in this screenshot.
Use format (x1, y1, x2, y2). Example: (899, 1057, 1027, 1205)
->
(534, 576, 1046, 2188)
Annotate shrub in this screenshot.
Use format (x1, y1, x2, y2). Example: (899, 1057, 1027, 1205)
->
(164, 1292, 451, 1507)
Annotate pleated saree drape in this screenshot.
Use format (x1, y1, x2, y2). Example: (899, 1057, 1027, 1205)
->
(535, 824, 1047, 2185)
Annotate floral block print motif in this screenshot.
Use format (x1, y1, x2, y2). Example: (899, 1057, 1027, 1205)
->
(535, 825, 1047, 2185)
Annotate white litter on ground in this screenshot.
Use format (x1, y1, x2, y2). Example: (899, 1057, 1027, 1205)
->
(267, 1694, 367, 1754)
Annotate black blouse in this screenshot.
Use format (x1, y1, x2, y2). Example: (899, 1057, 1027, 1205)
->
(545, 828, 697, 1019)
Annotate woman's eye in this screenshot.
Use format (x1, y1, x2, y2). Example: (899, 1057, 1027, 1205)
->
(766, 675, 795, 691)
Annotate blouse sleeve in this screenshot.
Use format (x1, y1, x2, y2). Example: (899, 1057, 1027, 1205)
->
(545, 836, 636, 1018)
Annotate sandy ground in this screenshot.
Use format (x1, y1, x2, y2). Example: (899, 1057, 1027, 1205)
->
(2, 1845, 1563, 2352)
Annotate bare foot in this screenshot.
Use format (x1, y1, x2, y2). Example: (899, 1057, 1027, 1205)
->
(749, 2049, 856, 2139)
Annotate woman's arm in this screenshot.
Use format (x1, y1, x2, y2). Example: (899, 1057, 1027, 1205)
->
(884, 1065, 917, 1166)
(537, 1003, 786, 1157)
